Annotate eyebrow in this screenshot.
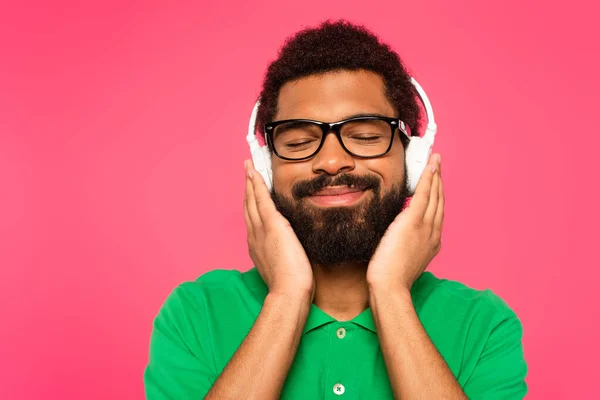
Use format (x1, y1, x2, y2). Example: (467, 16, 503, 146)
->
(272, 112, 397, 124)
(335, 112, 396, 122)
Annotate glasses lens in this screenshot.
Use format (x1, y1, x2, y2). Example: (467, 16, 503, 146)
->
(341, 119, 392, 157)
(272, 121, 322, 159)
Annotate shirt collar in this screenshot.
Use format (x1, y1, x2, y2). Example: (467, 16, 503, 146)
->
(303, 304, 377, 334)
(350, 307, 377, 333)
(303, 304, 336, 333)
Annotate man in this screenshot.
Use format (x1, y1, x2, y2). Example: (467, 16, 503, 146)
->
(144, 21, 527, 399)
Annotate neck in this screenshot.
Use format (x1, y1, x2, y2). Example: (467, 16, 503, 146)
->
(312, 262, 370, 322)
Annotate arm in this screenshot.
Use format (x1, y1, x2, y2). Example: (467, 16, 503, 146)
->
(207, 161, 315, 399)
(367, 154, 466, 398)
(367, 154, 526, 398)
(207, 160, 316, 399)
(369, 285, 467, 399)
(205, 291, 311, 399)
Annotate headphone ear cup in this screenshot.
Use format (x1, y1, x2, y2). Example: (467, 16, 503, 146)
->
(405, 136, 433, 195)
(250, 144, 273, 191)
(260, 146, 273, 190)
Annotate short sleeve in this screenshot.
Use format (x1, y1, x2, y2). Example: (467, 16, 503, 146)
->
(144, 285, 216, 399)
(463, 313, 528, 399)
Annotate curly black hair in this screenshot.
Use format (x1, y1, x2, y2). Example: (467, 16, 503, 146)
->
(256, 20, 422, 150)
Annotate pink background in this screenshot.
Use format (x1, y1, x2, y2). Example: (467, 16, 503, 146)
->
(1, 1, 598, 399)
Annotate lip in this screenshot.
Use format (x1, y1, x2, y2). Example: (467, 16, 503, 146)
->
(307, 186, 366, 207)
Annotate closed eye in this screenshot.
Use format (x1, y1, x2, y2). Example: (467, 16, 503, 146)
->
(346, 135, 385, 142)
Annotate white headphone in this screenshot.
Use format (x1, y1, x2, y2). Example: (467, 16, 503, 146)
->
(246, 77, 437, 195)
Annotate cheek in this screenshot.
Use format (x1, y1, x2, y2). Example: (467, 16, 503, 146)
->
(390, 161, 406, 187)
(363, 158, 405, 191)
(379, 140, 406, 189)
(271, 159, 308, 194)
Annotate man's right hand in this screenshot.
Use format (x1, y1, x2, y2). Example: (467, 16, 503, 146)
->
(244, 159, 315, 301)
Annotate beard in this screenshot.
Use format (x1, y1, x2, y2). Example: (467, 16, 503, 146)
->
(271, 168, 410, 268)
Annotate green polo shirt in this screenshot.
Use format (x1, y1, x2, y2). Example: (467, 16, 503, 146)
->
(144, 268, 527, 399)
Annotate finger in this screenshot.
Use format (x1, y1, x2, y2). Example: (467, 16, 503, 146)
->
(408, 153, 438, 220)
(245, 161, 264, 229)
(424, 160, 440, 224)
(433, 165, 445, 239)
(248, 160, 280, 224)
(243, 175, 254, 238)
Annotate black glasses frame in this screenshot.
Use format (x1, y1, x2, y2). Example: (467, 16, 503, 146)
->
(264, 116, 410, 161)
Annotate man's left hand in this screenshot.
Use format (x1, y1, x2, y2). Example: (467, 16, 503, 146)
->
(366, 153, 444, 291)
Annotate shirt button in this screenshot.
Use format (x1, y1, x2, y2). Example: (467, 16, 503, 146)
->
(333, 383, 345, 395)
(336, 327, 346, 339)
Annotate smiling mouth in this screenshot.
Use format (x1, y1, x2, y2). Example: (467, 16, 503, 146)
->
(308, 185, 367, 206)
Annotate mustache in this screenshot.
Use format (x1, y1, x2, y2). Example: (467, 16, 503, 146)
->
(291, 174, 381, 199)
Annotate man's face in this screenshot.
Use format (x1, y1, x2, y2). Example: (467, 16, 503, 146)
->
(270, 69, 410, 267)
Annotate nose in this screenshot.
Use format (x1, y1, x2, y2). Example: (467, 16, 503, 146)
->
(311, 132, 356, 176)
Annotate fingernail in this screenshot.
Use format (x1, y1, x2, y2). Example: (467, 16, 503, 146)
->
(431, 163, 437, 173)
(247, 168, 254, 179)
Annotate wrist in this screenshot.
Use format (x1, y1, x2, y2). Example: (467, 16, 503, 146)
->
(265, 290, 312, 333)
(368, 280, 411, 296)
(368, 282, 413, 306)
(267, 288, 313, 307)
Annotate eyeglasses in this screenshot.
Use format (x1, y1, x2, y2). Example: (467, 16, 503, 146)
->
(265, 116, 410, 161)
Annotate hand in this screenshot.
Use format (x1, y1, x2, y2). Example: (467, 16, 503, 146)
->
(366, 153, 444, 291)
(244, 159, 315, 300)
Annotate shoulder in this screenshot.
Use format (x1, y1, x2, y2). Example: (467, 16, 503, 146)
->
(414, 272, 520, 325)
(158, 268, 267, 317)
(413, 273, 526, 379)
(173, 267, 253, 293)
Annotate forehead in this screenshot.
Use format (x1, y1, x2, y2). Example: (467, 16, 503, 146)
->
(274, 69, 396, 122)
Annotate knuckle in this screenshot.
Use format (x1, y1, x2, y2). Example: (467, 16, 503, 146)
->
(411, 218, 423, 230)
(262, 224, 273, 237)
